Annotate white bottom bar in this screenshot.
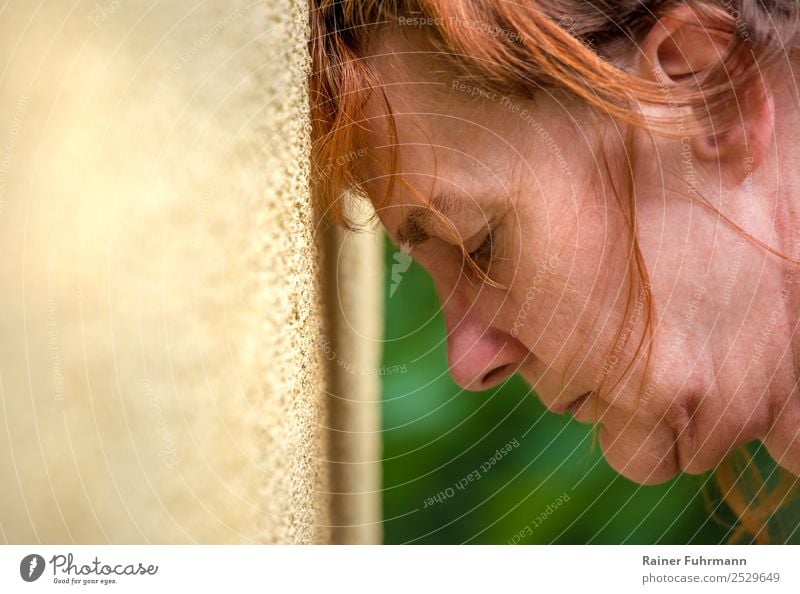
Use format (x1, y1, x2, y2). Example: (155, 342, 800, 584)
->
(1, 545, 797, 593)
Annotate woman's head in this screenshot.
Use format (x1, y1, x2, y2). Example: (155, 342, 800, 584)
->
(310, 0, 800, 536)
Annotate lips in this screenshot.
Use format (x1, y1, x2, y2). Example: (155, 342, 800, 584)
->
(550, 391, 592, 415)
(566, 392, 592, 417)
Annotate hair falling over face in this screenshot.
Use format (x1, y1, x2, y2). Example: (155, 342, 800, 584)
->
(309, 0, 800, 543)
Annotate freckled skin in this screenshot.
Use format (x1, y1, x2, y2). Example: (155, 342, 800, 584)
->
(355, 29, 800, 484)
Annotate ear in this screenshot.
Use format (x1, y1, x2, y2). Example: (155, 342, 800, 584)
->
(637, 5, 774, 179)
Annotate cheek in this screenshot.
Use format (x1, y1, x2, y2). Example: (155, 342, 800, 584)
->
(507, 217, 637, 383)
(500, 138, 647, 382)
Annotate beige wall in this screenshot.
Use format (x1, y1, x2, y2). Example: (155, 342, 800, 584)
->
(0, 0, 381, 544)
(323, 202, 385, 545)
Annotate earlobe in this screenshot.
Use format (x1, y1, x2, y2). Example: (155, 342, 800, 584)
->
(691, 85, 774, 176)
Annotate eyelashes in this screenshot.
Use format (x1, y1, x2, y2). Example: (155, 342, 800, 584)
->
(467, 229, 493, 271)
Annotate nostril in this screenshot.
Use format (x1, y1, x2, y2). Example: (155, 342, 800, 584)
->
(445, 324, 530, 391)
(481, 363, 517, 389)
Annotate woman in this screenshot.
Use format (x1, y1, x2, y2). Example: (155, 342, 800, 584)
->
(310, 0, 800, 541)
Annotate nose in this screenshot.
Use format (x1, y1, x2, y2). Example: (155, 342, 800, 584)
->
(446, 315, 530, 391)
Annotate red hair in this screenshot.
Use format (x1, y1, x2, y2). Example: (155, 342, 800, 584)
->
(309, 0, 800, 543)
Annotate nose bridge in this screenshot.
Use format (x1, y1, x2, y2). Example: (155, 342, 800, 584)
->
(437, 273, 470, 333)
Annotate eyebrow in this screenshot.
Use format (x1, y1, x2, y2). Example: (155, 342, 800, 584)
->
(396, 191, 459, 248)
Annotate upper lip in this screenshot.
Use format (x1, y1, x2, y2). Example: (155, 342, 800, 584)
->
(551, 391, 592, 415)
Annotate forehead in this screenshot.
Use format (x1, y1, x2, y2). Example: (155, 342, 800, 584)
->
(361, 28, 514, 145)
(357, 30, 525, 228)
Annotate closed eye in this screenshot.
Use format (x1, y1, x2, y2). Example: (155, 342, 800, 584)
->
(467, 230, 493, 271)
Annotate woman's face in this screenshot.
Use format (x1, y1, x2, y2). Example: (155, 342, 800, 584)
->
(356, 31, 800, 484)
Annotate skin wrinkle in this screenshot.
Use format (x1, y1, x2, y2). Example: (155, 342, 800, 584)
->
(675, 390, 701, 470)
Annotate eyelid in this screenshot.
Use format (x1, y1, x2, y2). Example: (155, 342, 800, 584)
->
(464, 216, 495, 251)
(467, 230, 491, 256)
(465, 227, 494, 271)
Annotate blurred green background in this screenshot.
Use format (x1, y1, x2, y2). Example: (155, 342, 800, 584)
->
(379, 233, 750, 545)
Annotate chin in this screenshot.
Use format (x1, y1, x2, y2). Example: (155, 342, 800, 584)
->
(613, 460, 679, 486)
(599, 425, 680, 485)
